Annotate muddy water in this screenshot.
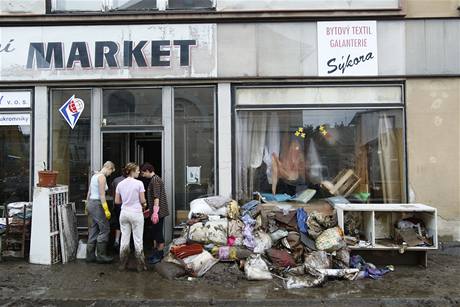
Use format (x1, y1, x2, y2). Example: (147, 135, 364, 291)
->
(0, 252, 459, 305)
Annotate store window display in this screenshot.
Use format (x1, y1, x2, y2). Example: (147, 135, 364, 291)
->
(236, 108, 405, 204)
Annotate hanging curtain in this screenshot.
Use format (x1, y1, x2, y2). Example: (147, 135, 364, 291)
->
(378, 113, 402, 203)
(237, 112, 268, 200)
(263, 112, 280, 184)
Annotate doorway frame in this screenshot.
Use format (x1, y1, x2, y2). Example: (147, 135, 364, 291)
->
(92, 86, 174, 242)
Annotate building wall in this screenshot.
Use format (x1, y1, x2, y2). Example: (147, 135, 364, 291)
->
(0, 0, 45, 14)
(406, 0, 460, 18)
(406, 78, 460, 240)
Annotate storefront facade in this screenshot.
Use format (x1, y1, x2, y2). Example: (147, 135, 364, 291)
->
(1, 0, 460, 241)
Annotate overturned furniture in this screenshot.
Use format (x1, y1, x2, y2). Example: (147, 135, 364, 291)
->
(336, 203, 437, 267)
(321, 169, 361, 197)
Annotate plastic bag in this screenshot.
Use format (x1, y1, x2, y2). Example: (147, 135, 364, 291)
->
(76, 240, 87, 259)
(227, 200, 240, 220)
(283, 274, 325, 289)
(204, 196, 230, 210)
(315, 227, 346, 252)
(253, 230, 272, 254)
(188, 198, 227, 219)
(188, 218, 228, 245)
(304, 251, 331, 270)
(269, 229, 288, 242)
(182, 250, 219, 277)
(228, 219, 244, 246)
(244, 254, 272, 280)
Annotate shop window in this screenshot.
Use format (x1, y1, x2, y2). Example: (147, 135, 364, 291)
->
(51, 89, 92, 204)
(50, 0, 157, 12)
(167, 0, 214, 10)
(0, 118, 31, 205)
(102, 88, 162, 126)
(174, 87, 215, 225)
(235, 87, 405, 204)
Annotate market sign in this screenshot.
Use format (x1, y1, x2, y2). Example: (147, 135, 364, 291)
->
(317, 21, 378, 76)
(0, 113, 30, 126)
(0, 24, 216, 81)
(0, 91, 31, 108)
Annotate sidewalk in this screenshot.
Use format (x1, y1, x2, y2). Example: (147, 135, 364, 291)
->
(1, 248, 459, 307)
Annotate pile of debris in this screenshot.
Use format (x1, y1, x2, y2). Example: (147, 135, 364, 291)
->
(155, 196, 392, 289)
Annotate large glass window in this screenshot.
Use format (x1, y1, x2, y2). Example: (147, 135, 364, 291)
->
(0, 117, 31, 205)
(168, 0, 214, 10)
(51, 0, 157, 12)
(174, 87, 215, 225)
(236, 88, 405, 204)
(102, 88, 162, 126)
(51, 89, 92, 204)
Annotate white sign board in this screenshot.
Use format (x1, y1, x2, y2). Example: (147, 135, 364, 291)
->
(317, 21, 378, 76)
(186, 166, 201, 185)
(0, 113, 31, 126)
(0, 91, 31, 108)
(0, 24, 216, 81)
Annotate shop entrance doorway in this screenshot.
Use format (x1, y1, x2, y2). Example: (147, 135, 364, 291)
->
(102, 131, 162, 251)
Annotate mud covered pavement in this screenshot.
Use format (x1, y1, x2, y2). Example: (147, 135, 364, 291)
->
(1, 249, 459, 306)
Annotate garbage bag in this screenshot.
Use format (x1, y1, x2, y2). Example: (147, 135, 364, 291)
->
(187, 218, 228, 245)
(307, 210, 338, 239)
(188, 198, 227, 219)
(206, 219, 228, 245)
(244, 254, 272, 280)
(188, 222, 208, 243)
(315, 227, 346, 252)
(304, 251, 331, 270)
(266, 248, 296, 268)
(296, 208, 308, 234)
(253, 230, 272, 254)
(228, 200, 240, 220)
(204, 196, 230, 210)
(315, 268, 359, 281)
(182, 250, 219, 277)
(228, 219, 244, 246)
(269, 229, 289, 242)
(242, 214, 256, 250)
(211, 246, 238, 261)
(154, 261, 186, 280)
(283, 274, 325, 289)
(332, 248, 350, 269)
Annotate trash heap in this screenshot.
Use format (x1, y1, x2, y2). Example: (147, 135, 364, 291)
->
(156, 196, 392, 288)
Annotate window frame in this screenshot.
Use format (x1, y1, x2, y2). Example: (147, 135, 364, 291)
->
(0, 88, 34, 203)
(232, 83, 407, 203)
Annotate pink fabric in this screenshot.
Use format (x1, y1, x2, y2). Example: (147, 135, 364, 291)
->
(151, 206, 159, 224)
(227, 236, 236, 247)
(116, 177, 145, 213)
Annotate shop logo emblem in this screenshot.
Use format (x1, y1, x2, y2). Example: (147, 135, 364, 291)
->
(59, 95, 85, 129)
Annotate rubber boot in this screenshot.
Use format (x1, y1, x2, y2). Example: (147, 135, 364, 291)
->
(136, 251, 147, 272)
(86, 243, 96, 263)
(118, 248, 129, 271)
(148, 249, 163, 265)
(96, 242, 113, 264)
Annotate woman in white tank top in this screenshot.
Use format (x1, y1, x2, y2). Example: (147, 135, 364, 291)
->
(85, 161, 115, 264)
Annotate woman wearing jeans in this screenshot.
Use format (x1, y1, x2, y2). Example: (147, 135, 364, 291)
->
(86, 161, 115, 264)
(115, 163, 147, 272)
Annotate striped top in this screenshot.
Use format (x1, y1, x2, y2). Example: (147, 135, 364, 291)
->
(147, 174, 169, 218)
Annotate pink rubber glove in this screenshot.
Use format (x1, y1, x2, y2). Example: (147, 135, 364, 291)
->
(151, 205, 159, 224)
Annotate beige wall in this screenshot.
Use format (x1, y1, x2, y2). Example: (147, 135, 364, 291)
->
(406, 79, 460, 240)
(406, 0, 460, 18)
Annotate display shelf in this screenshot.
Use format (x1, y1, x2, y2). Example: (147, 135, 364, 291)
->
(336, 203, 438, 250)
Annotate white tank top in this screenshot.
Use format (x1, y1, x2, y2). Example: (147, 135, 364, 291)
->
(89, 173, 108, 200)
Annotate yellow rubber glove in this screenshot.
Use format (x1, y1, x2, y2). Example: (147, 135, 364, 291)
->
(102, 201, 111, 220)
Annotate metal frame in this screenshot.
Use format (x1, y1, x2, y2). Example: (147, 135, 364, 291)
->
(232, 82, 408, 203)
(0, 88, 34, 203)
(170, 85, 217, 231)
